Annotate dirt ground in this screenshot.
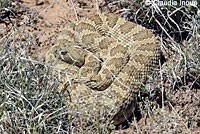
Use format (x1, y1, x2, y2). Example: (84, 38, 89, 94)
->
(0, 0, 199, 133)
(1, 0, 100, 60)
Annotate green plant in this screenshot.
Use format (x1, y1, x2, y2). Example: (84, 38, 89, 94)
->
(0, 0, 11, 13)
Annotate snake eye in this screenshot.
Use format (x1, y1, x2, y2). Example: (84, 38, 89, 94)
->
(60, 51, 67, 55)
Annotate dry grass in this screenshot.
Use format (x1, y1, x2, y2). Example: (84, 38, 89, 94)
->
(0, 27, 72, 133)
(106, 0, 200, 133)
(0, 0, 200, 133)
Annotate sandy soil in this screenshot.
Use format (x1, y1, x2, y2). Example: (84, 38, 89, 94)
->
(0, 0, 199, 133)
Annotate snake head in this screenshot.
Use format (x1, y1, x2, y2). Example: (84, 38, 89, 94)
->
(59, 47, 86, 67)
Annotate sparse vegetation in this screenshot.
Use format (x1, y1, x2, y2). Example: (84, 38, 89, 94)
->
(0, 0, 11, 11)
(0, 0, 199, 133)
(0, 36, 72, 133)
(0, 0, 13, 19)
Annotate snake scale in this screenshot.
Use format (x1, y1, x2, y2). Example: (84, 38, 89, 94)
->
(45, 13, 160, 125)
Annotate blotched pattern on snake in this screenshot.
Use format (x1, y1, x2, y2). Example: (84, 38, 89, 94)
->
(45, 13, 160, 125)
